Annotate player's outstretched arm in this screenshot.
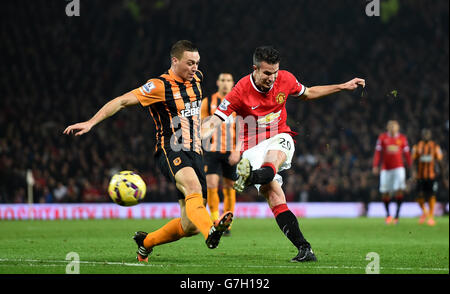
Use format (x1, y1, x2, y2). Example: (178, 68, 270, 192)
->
(302, 78, 365, 100)
(63, 92, 139, 136)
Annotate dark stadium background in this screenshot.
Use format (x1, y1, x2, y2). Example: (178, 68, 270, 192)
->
(1, 0, 448, 210)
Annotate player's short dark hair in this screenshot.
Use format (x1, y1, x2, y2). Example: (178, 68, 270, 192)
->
(170, 40, 198, 59)
(218, 72, 234, 80)
(253, 46, 281, 67)
(421, 128, 432, 138)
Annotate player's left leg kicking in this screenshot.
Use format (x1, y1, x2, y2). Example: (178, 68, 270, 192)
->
(234, 134, 316, 262)
(134, 199, 198, 261)
(133, 153, 233, 262)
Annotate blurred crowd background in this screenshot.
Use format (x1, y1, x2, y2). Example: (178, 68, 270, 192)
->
(1, 0, 448, 209)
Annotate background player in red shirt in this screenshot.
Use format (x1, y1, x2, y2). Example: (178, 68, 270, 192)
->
(202, 46, 365, 262)
(372, 120, 412, 224)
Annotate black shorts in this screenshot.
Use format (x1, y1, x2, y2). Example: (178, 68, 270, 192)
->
(203, 151, 238, 181)
(417, 179, 438, 197)
(155, 149, 207, 200)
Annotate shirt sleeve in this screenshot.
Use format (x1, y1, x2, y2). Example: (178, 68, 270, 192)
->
(411, 144, 419, 161)
(375, 135, 383, 151)
(214, 84, 242, 121)
(402, 136, 410, 153)
(373, 135, 383, 167)
(435, 145, 443, 161)
(131, 79, 165, 107)
(286, 71, 306, 97)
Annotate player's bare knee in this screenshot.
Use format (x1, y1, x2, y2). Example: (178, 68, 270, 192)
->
(206, 178, 219, 189)
(264, 150, 286, 171)
(175, 167, 203, 195)
(177, 178, 202, 196)
(206, 175, 219, 189)
(206, 183, 218, 189)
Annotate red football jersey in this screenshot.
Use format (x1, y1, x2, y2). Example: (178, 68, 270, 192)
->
(214, 70, 305, 151)
(373, 132, 412, 170)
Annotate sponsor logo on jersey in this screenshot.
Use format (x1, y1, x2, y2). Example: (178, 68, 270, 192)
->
(386, 144, 399, 152)
(180, 101, 201, 118)
(419, 155, 433, 162)
(257, 110, 282, 126)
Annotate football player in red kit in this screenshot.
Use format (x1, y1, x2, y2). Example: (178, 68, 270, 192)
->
(202, 46, 365, 262)
(373, 120, 412, 224)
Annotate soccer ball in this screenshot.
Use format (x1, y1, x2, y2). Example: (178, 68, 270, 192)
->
(108, 171, 146, 206)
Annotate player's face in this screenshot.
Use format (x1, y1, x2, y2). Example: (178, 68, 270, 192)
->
(253, 61, 279, 91)
(216, 74, 234, 95)
(387, 121, 400, 135)
(422, 129, 432, 140)
(172, 51, 200, 81)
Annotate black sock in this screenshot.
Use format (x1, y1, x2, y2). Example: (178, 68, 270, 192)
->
(249, 164, 275, 185)
(382, 197, 390, 217)
(274, 208, 310, 249)
(395, 194, 403, 219)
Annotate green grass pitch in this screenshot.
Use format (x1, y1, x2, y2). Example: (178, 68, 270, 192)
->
(0, 217, 448, 274)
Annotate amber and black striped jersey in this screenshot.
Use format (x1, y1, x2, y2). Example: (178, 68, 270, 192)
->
(412, 140, 443, 180)
(132, 69, 203, 154)
(201, 92, 237, 153)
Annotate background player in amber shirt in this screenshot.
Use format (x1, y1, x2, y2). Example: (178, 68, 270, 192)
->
(411, 129, 445, 226)
(201, 73, 240, 234)
(64, 40, 233, 263)
(202, 46, 365, 262)
(372, 120, 412, 225)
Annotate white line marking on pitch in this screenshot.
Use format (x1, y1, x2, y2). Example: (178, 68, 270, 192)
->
(0, 258, 448, 272)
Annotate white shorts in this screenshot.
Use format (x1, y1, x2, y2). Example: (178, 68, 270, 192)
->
(241, 133, 295, 192)
(379, 167, 406, 194)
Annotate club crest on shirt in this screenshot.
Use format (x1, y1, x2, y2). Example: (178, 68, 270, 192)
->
(275, 92, 286, 104)
(173, 157, 182, 166)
